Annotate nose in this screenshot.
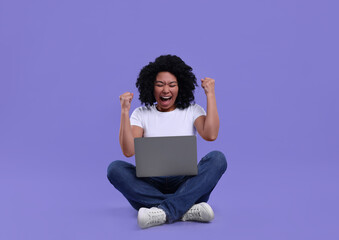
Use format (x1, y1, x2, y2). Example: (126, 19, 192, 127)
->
(162, 85, 170, 93)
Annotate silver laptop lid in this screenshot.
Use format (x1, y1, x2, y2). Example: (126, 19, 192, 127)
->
(134, 135, 198, 177)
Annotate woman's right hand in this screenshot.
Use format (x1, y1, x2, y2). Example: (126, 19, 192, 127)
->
(119, 92, 134, 112)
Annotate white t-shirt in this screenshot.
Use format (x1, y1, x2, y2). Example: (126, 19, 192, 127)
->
(130, 104, 206, 137)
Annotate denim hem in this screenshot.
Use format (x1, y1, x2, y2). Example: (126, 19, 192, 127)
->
(157, 205, 173, 223)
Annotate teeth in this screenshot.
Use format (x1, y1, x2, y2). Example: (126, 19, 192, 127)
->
(161, 96, 171, 99)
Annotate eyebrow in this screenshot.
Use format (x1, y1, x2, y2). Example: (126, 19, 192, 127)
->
(155, 81, 178, 84)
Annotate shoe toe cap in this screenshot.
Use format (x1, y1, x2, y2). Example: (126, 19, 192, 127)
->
(137, 208, 149, 228)
(200, 203, 215, 221)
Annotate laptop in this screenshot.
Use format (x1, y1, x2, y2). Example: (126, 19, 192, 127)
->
(134, 135, 198, 177)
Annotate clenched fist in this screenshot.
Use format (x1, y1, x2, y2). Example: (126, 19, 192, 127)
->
(201, 77, 215, 96)
(119, 92, 134, 111)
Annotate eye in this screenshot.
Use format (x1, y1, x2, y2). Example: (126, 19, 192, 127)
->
(169, 85, 177, 88)
(155, 84, 164, 87)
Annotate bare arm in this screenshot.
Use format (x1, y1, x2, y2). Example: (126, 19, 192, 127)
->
(119, 92, 143, 157)
(194, 77, 220, 141)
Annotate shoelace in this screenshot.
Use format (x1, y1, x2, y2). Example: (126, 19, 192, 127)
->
(147, 209, 165, 224)
(186, 207, 202, 220)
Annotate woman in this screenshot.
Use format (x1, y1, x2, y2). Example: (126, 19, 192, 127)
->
(107, 55, 227, 229)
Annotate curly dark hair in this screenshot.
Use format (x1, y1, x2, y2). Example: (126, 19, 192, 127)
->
(136, 55, 198, 109)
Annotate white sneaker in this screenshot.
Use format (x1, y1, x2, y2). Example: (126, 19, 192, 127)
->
(181, 202, 214, 222)
(137, 207, 167, 229)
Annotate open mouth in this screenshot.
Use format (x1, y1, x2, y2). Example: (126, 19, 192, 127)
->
(160, 96, 172, 102)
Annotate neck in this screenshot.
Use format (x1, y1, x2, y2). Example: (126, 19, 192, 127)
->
(156, 104, 176, 112)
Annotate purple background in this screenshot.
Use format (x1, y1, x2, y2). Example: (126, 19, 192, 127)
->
(1, 0, 338, 239)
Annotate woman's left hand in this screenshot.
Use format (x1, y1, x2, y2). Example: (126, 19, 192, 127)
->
(201, 77, 215, 96)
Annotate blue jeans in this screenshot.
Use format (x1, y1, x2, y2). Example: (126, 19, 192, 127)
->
(107, 150, 227, 223)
